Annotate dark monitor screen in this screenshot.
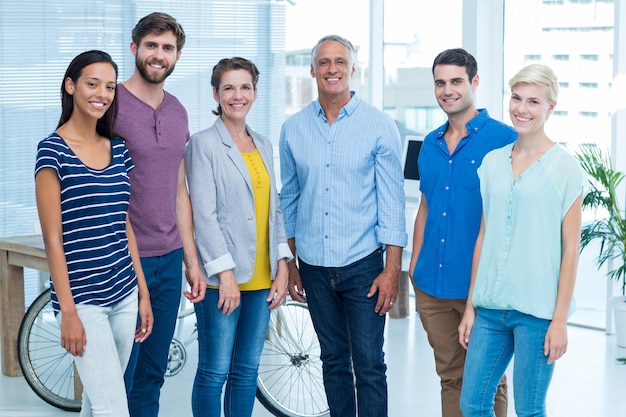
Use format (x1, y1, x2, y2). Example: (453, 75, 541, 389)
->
(403, 138, 422, 181)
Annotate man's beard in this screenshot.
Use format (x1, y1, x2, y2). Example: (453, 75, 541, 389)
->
(136, 57, 175, 84)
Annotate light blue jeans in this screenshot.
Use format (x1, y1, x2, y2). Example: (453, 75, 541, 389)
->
(460, 308, 555, 417)
(58, 290, 138, 417)
(192, 288, 271, 417)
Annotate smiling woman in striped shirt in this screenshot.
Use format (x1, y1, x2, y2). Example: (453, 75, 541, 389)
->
(34, 50, 152, 417)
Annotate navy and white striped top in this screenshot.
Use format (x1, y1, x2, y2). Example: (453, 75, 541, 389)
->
(35, 133, 138, 314)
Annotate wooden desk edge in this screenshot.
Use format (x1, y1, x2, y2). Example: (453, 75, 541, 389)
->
(0, 234, 46, 376)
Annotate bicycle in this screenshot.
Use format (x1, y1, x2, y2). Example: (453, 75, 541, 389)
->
(17, 289, 82, 411)
(18, 288, 329, 417)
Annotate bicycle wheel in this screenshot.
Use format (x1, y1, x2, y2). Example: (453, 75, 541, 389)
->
(164, 337, 187, 377)
(18, 289, 82, 412)
(256, 300, 329, 417)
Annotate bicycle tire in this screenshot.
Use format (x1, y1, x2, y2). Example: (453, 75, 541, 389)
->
(256, 300, 329, 417)
(164, 337, 187, 377)
(18, 289, 82, 412)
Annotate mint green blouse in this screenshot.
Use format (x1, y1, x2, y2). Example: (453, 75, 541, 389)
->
(473, 143, 586, 320)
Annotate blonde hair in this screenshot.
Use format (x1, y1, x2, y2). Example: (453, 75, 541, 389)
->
(509, 64, 559, 104)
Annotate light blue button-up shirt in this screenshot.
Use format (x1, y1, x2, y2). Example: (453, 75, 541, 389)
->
(279, 92, 407, 267)
(473, 143, 586, 320)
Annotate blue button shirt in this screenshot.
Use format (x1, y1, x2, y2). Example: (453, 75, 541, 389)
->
(279, 92, 407, 267)
(413, 109, 517, 299)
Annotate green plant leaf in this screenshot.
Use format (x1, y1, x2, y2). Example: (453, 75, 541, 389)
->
(576, 145, 626, 295)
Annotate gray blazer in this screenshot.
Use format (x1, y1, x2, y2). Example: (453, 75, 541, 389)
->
(185, 117, 292, 286)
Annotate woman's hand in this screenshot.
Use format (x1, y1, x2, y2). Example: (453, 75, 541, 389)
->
(544, 320, 568, 364)
(60, 310, 86, 357)
(218, 270, 240, 315)
(135, 293, 153, 343)
(267, 260, 289, 310)
(458, 304, 476, 350)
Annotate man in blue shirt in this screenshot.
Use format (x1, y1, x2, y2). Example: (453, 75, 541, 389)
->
(408, 48, 516, 417)
(279, 35, 407, 417)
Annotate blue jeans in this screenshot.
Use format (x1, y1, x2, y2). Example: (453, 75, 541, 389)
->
(124, 248, 183, 417)
(192, 288, 271, 417)
(460, 308, 555, 417)
(60, 290, 137, 417)
(299, 248, 387, 417)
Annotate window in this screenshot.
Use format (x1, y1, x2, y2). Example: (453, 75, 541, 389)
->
(0, 1, 288, 237)
(285, 0, 369, 107)
(403, 107, 447, 134)
(383, 0, 462, 138)
(0, 0, 377, 305)
(505, 0, 614, 329)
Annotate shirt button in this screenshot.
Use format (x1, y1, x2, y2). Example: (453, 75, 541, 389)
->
(439, 264, 443, 268)
(445, 186, 449, 191)
(441, 239, 445, 243)
(448, 160, 453, 164)
(442, 212, 447, 216)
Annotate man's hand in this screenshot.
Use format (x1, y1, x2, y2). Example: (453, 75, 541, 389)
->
(287, 261, 306, 303)
(368, 246, 402, 316)
(368, 267, 399, 316)
(183, 262, 206, 303)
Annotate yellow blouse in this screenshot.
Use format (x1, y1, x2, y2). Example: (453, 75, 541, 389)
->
(239, 149, 272, 290)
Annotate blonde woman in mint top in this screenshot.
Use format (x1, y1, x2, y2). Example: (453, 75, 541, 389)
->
(35, 50, 152, 417)
(458, 64, 586, 417)
(184, 57, 292, 417)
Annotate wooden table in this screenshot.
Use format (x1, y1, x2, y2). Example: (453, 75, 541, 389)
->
(0, 235, 47, 376)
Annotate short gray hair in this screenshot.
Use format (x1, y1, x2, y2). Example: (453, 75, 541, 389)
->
(311, 35, 355, 65)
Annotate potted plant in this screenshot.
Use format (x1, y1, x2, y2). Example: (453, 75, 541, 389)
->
(576, 144, 626, 347)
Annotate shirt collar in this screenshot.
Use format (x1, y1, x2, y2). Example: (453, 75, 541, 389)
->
(435, 108, 490, 140)
(314, 91, 359, 119)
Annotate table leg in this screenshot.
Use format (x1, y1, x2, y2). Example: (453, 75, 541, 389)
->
(0, 249, 25, 376)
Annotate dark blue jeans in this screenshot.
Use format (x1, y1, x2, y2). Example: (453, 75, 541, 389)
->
(299, 248, 388, 417)
(124, 248, 183, 417)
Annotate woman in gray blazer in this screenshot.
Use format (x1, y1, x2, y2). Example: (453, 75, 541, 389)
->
(184, 57, 292, 417)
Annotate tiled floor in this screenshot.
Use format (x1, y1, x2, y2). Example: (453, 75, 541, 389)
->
(1, 303, 626, 417)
